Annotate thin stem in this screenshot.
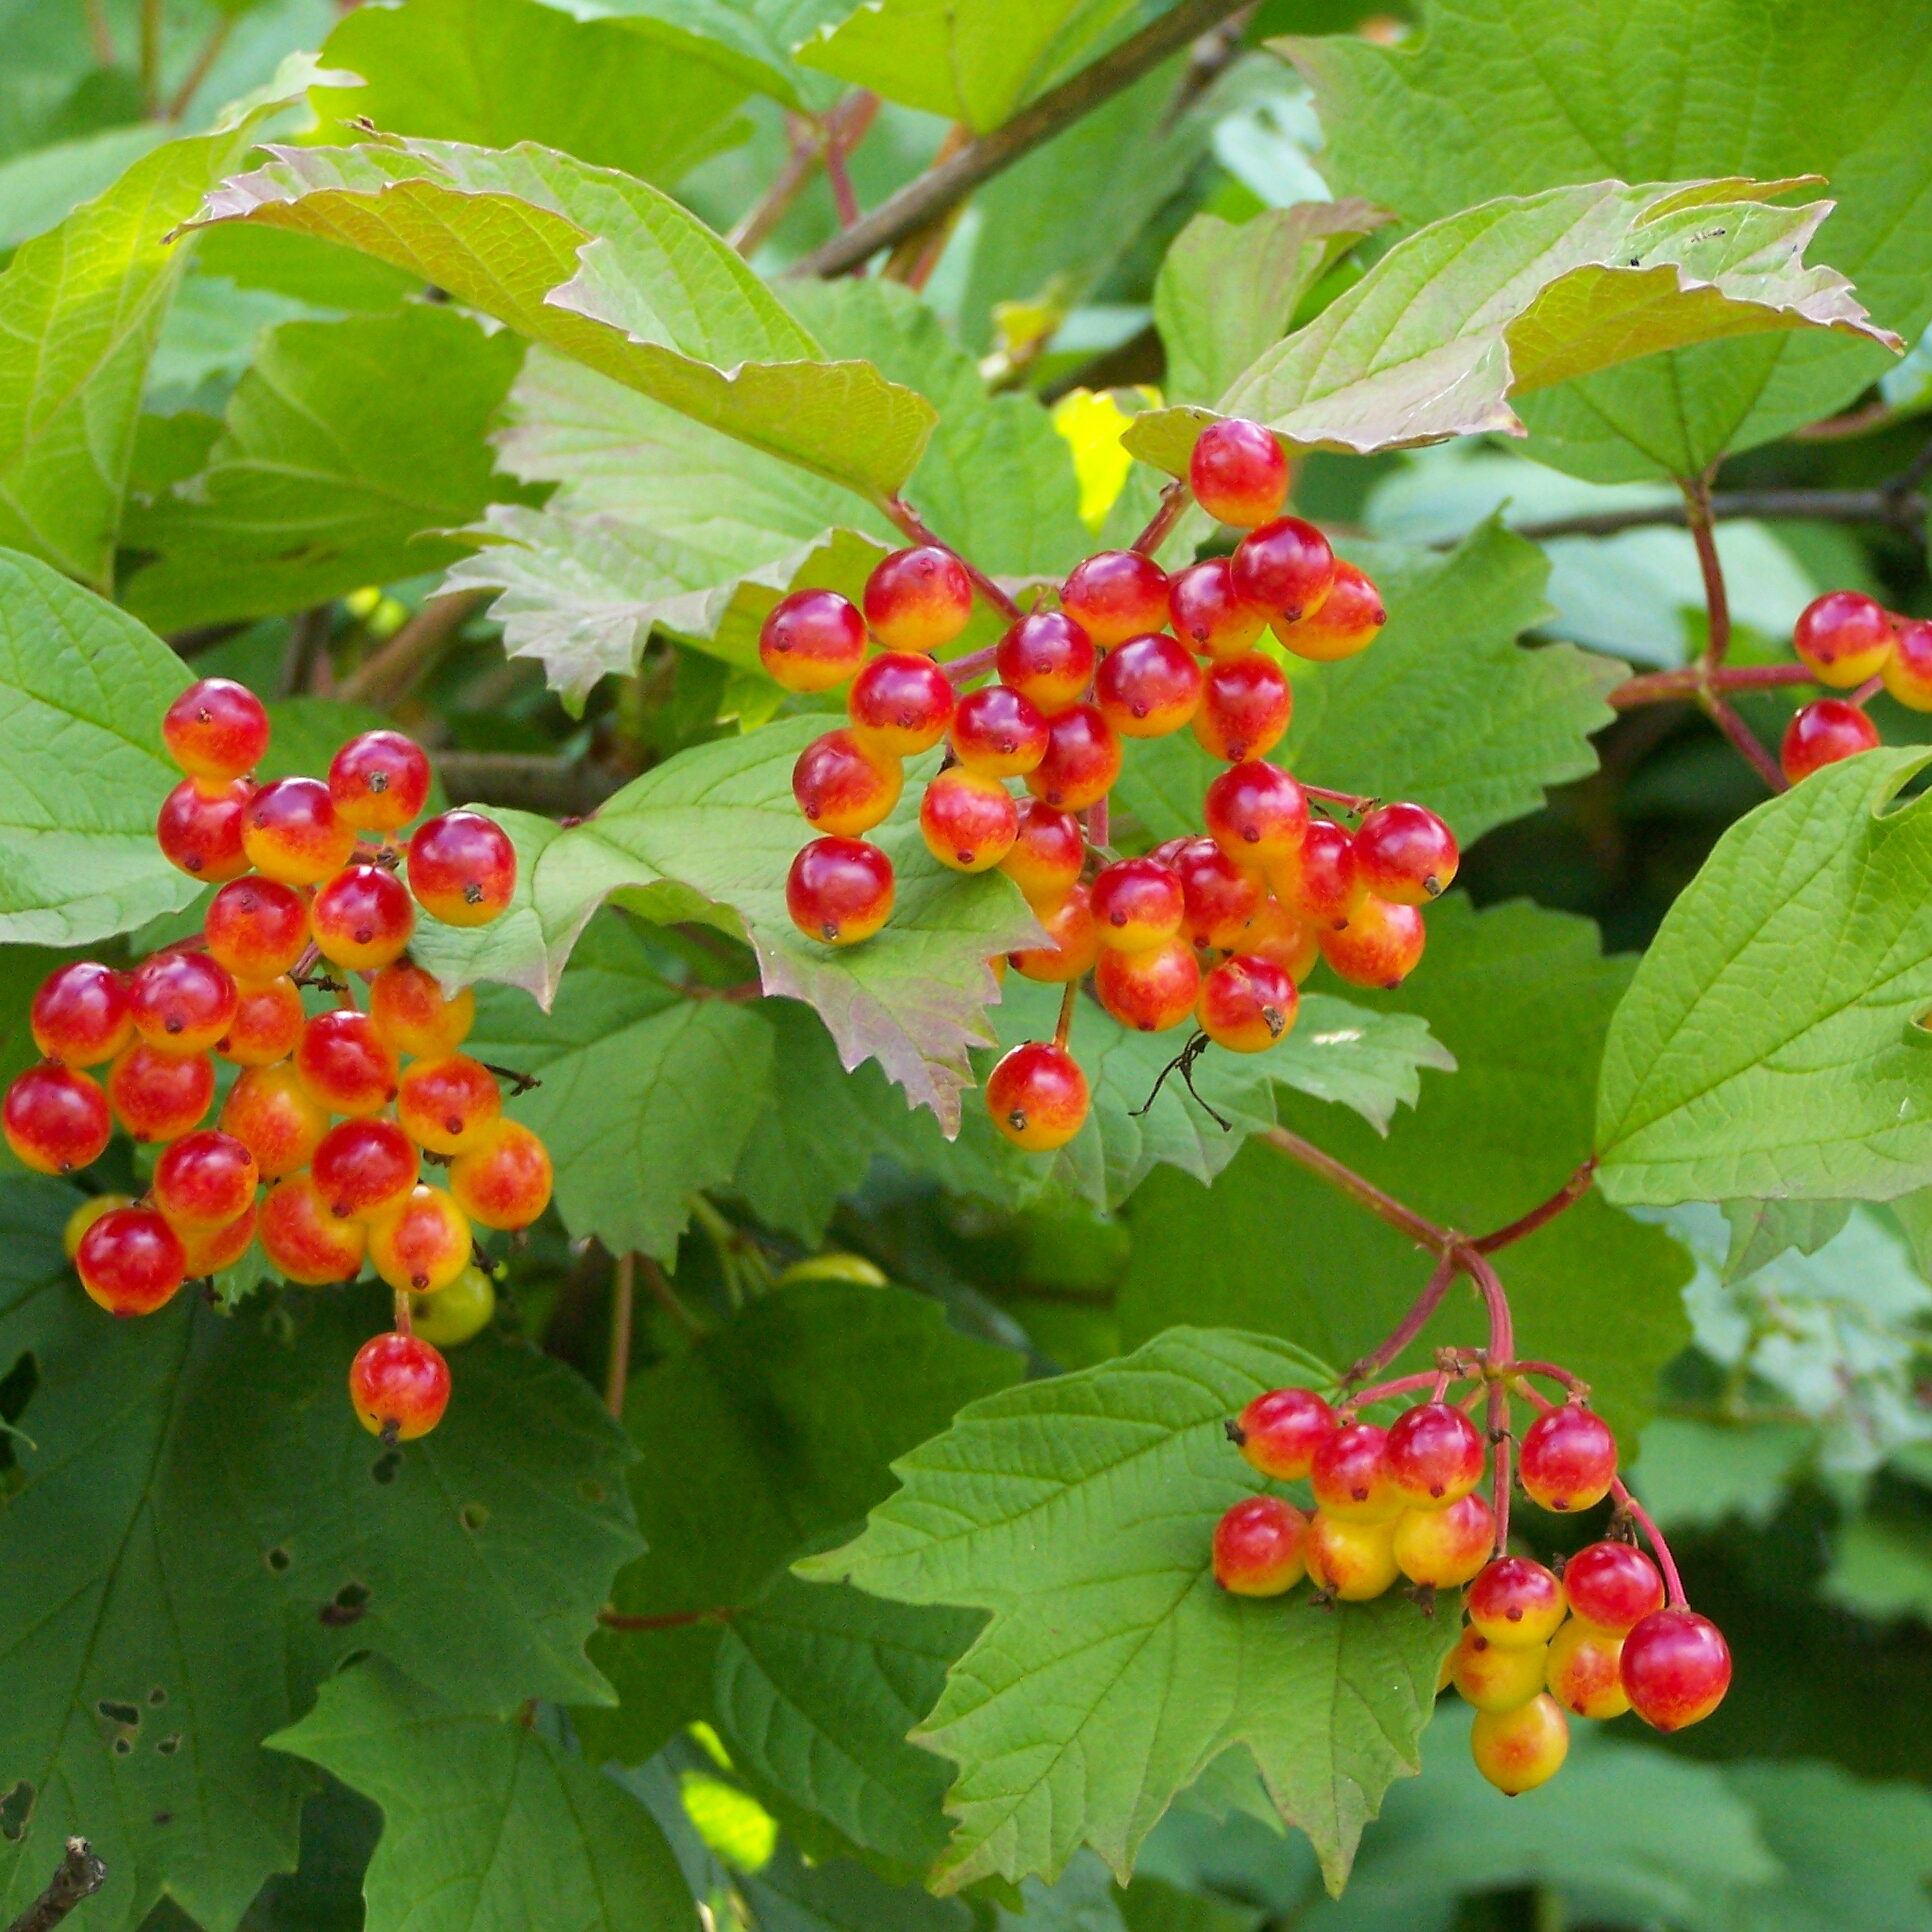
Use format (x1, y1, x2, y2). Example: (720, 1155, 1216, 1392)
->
(1303, 782, 1376, 815)
(392, 1287, 413, 1336)
(880, 496, 1024, 622)
(1848, 672, 1885, 707)
(638, 1253, 701, 1339)
(1260, 1126, 1453, 1254)
(1085, 791, 1110, 848)
(1703, 692, 1789, 793)
(1507, 1359, 1589, 1395)
(1488, 1377, 1512, 1554)
(822, 91, 879, 231)
(1053, 981, 1078, 1048)
(163, 15, 231, 119)
(1470, 1158, 1596, 1253)
(1612, 1479, 1688, 1607)
(598, 1605, 733, 1632)
(1342, 1253, 1458, 1384)
(139, 0, 163, 115)
(605, 1253, 635, 1417)
(1609, 662, 1815, 709)
(1344, 1369, 1444, 1409)
(943, 642, 1000, 687)
(1502, 485, 1929, 545)
(1132, 480, 1189, 558)
(6, 1838, 107, 1932)
(731, 114, 821, 257)
(1461, 1246, 1513, 1365)
(1684, 471, 1731, 675)
(83, 0, 117, 65)
(339, 588, 489, 706)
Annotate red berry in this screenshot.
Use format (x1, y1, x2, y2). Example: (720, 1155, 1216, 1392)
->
(1518, 1405, 1617, 1513)
(295, 1010, 400, 1117)
(369, 961, 474, 1059)
(1620, 1608, 1731, 1732)
(863, 545, 973, 654)
(313, 1116, 419, 1221)
(31, 962, 132, 1067)
(449, 1119, 553, 1231)
(1193, 655, 1291, 763)
(1090, 856, 1184, 952)
(1094, 631, 1203, 738)
(1244, 897, 1320, 983)
(848, 651, 956, 756)
(1384, 1400, 1485, 1509)
(1470, 1694, 1568, 1795)
(108, 1043, 214, 1143)
(758, 588, 868, 693)
(1304, 1511, 1400, 1599)
(1230, 517, 1334, 622)
(1061, 551, 1169, 649)
(349, 1331, 451, 1440)
(998, 802, 1084, 909)
(397, 1053, 503, 1156)
(176, 1197, 259, 1278)
(4, 1063, 111, 1173)
(1204, 760, 1307, 867)
(787, 836, 894, 946)
(261, 1173, 366, 1284)
(1275, 560, 1385, 661)
(1546, 1617, 1629, 1719)
(1318, 896, 1424, 988)
(1780, 697, 1879, 782)
(1310, 1420, 1397, 1522)
(984, 1040, 1089, 1151)
(1469, 1556, 1566, 1647)
(1212, 1495, 1307, 1596)
(219, 977, 305, 1066)
(793, 729, 904, 836)
(1392, 1490, 1494, 1587)
(157, 777, 251, 881)
(1189, 419, 1289, 529)
(311, 864, 416, 972)
(407, 811, 516, 928)
(920, 769, 1019, 873)
(76, 1205, 186, 1316)
(368, 1183, 471, 1295)
(1562, 1541, 1664, 1637)
(328, 729, 432, 832)
(1231, 1386, 1335, 1480)
(204, 878, 309, 982)
(1354, 803, 1459, 905)
(995, 611, 1096, 714)
(950, 684, 1049, 776)
(1168, 557, 1269, 660)
(1093, 937, 1199, 1032)
(129, 950, 238, 1057)
(1882, 615, 1932, 710)
(1024, 703, 1120, 812)
(1793, 589, 1894, 688)
(1170, 838, 1264, 949)
(1197, 954, 1298, 1052)
(153, 1128, 257, 1227)
(1277, 818, 1363, 930)
(243, 776, 356, 885)
(220, 1061, 327, 1177)
(162, 677, 269, 781)
(1009, 883, 1098, 983)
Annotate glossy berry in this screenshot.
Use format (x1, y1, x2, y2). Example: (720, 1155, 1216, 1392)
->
(1311, 1420, 1397, 1522)
(261, 1174, 366, 1284)
(157, 777, 251, 881)
(76, 1206, 186, 1316)
(313, 1116, 419, 1221)
(64, 1192, 134, 1260)
(1205, 760, 1307, 867)
(758, 588, 868, 693)
(1231, 1386, 1335, 1481)
(1025, 704, 1121, 812)
(220, 1062, 327, 1177)
(1094, 631, 1203, 738)
(349, 1331, 451, 1441)
(407, 811, 516, 927)
(397, 1053, 502, 1156)
(1451, 1626, 1548, 1713)
(1277, 818, 1363, 930)
(1319, 896, 1425, 989)
(793, 729, 904, 836)
(787, 837, 894, 946)
(1009, 883, 1099, 983)
(1172, 838, 1264, 950)
(1469, 1557, 1566, 1647)
(848, 651, 956, 756)
(1189, 419, 1288, 529)
(205, 877, 309, 982)
(152, 1129, 258, 1228)
(243, 776, 356, 886)
(31, 962, 132, 1067)
(1882, 615, 1932, 710)
(1197, 954, 1298, 1053)
(311, 863, 416, 971)
(219, 977, 306, 1068)
(1243, 897, 1321, 983)
(108, 1044, 213, 1143)
(328, 729, 432, 831)
(369, 961, 475, 1059)
(1274, 560, 1385, 661)
(1230, 516, 1334, 622)
(1212, 1496, 1307, 1596)
(1545, 1618, 1629, 1719)
(4, 1063, 111, 1174)
(1781, 697, 1880, 782)
(1792, 589, 1894, 687)
(1392, 1491, 1494, 1587)
(950, 683, 1049, 776)
(1518, 1405, 1617, 1512)
(864, 545, 973, 653)
(1061, 550, 1169, 649)
(368, 1183, 472, 1295)
(1385, 1401, 1486, 1509)
(1471, 1694, 1569, 1795)
(999, 802, 1085, 909)
(295, 1010, 400, 1117)
(1093, 937, 1199, 1033)
(1304, 1511, 1399, 1600)
(130, 951, 238, 1057)
(163, 677, 269, 781)
(176, 1197, 258, 1278)
(449, 1119, 553, 1231)
(920, 768, 1019, 872)
(1194, 655, 1291, 763)
(1090, 857, 1184, 952)
(994, 611, 1096, 714)
(1168, 557, 1269, 660)
(1620, 1608, 1731, 1732)
(984, 1041, 1089, 1151)
(410, 1262, 496, 1347)
(1354, 803, 1459, 905)
(1562, 1541, 1665, 1636)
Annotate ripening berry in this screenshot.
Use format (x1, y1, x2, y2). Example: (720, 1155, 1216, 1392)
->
(1620, 1609, 1731, 1732)
(407, 811, 516, 927)
(1274, 559, 1384, 661)
(1243, 897, 1321, 983)
(1354, 803, 1459, 905)
(108, 1043, 214, 1143)
(999, 802, 1084, 909)
(1792, 589, 1895, 687)
(1450, 1625, 1549, 1713)
(64, 1192, 134, 1259)
(1471, 1693, 1569, 1795)
(243, 776, 356, 885)
(950, 683, 1049, 776)
(1205, 760, 1308, 867)
(4, 1063, 111, 1174)
(1194, 655, 1291, 763)
(448, 1118, 552, 1230)
(313, 1116, 418, 1221)
(1197, 954, 1298, 1052)
(1319, 896, 1424, 989)
(1311, 1420, 1398, 1522)
(1780, 698, 1879, 783)
(1168, 557, 1269, 660)
(1212, 1495, 1307, 1596)
(349, 1330, 451, 1441)
(920, 768, 1020, 873)
(864, 545, 974, 653)
(295, 1010, 400, 1117)
(1518, 1405, 1617, 1513)
(1545, 1618, 1629, 1719)
(220, 1061, 327, 1177)
(1882, 615, 1932, 710)
(262, 1175, 366, 1284)
(1562, 1540, 1665, 1636)
(1276, 819, 1364, 930)
(1095, 632, 1203, 738)
(1304, 1511, 1399, 1600)
(76, 1205, 186, 1316)
(787, 836, 894, 945)
(1009, 883, 1099, 983)
(175, 1197, 258, 1278)
(1025, 704, 1120, 812)
(410, 1261, 496, 1347)
(984, 1040, 1089, 1151)
(328, 729, 432, 832)
(1189, 419, 1288, 529)
(156, 777, 251, 881)
(397, 1053, 503, 1156)
(163, 677, 270, 781)
(219, 976, 306, 1067)
(1230, 516, 1334, 622)
(152, 1129, 258, 1228)
(994, 611, 1096, 715)
(793, 728, 905, 837)
(31, 962, 132, 1067)
(311, 863, 417, 971)
(1171, 838, 1264, 950)
(1469, 1556, 1566, 1647)
(1090, 857, 1185, 952)
(130, 950, 238, 1057)
(205, 877, 309, 982)
(848, 651, 956, 756)
(1392, 1491, 1494, 1587)
(1384, 1400, 1486, 1509)
(1231, 1386, 1334, 1481)
(1061, 550, 1169, 649)
(368, 1183, 472, 1295)
(369, 960, 474, 1059)
(1094, 937, 1200, 1033)
(758, 588, 868, 693)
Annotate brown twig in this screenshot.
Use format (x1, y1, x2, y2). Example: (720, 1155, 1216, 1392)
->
(83, 0, 116, 65)
(431, 752, 628, 817)
(164, 16, 232, 120)
(1470, 1159, 1597, 1253)
(1501, 485, 1928, 545)
(339, 588, 490, 707)
(1132, 480, 1190, 557)
(138, 0, 163, 114)
(637, 1253, 701, 1339)
(1704, 692, 1789, 792)
(1684, 472, 1731, 675)
(597, 1605, 733, 1631)
(6, 1838, 107, 1932)
(1608, 662, 1815, 708)
(731, 114, 822, 257)
(605, 1253, 634, 1418)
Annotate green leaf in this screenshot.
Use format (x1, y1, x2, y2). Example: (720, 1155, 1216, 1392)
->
(1123, 178, 1899, 479)
(740, 1842, 973, 1932)
(1286, 0, 1932, 481)
(799, 1328, 1458, 1896)
(1630, 1415, 1814, 1533)
(0, 549, 196, 949)
(121, 307, 528, 630)
(184, 137, 936, 502)
(271, 1658, 698, 1932)
(1721, 1199, 1854, 1280)
(1822, 1515, 1932, 1625)
(1596, 748, 1932, 1204)
(0, 122, 170, 251)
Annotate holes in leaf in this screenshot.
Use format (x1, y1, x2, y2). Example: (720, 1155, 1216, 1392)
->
(96, 1700, 141, 1729)
(147, 1687, 167, 1706)
(0, 1781, 33, 1842)
(265, 1547, 292, 1574)
(156, 1736, 181, 1757)
(153, 1812, 172, 1828)
(320, 1582, 371, 1628)
(459, 1502, 489, 1533)
(371, 1450, 401, 1486)
(112, 1738, 132, 1757)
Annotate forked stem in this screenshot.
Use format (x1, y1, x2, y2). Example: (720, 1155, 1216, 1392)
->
(1612, 1478, 1688, 1608)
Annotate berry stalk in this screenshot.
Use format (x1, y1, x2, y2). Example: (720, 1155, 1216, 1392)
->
(880, 496, 1023, 623)
(1612, 1479, 1689, 1609)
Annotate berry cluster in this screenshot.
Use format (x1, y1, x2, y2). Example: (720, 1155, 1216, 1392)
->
(762, 421, 1460, 1154)
(1780, 590, 1931, 783)
(3, 679, 548, 1443)
(1213, 1369, 1730, 1796)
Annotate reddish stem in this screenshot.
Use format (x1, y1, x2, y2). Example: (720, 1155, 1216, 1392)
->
(1506, 1358, 1589, 1395)
(881, 497, 1024, 622)
(1704, 692, 1790, 793)
(1462, 1246, 1513, 1365)
(1489, 1382, 1513, 1554)
(944, 642, 1000, 687)
(1053, 981, 1078, 1049)
(1342, 1253, 1458, 1384)
(1470, 1158, 1596, 1253)
(598, 1606, 734, 1632)
(1849, 672, 1885, 707)
(1132, 479, 1189, 557)
(1304, 782, 1377, 815)
(1612, 1478, 1688, 1608)
(1609, 662, 1815, 709)
(1261, 1127, 1453, 1254)
(1685, 470, 1731, 675)
(1345, 1369, 1447, 1409)
(1086, 792, 1110, 848)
